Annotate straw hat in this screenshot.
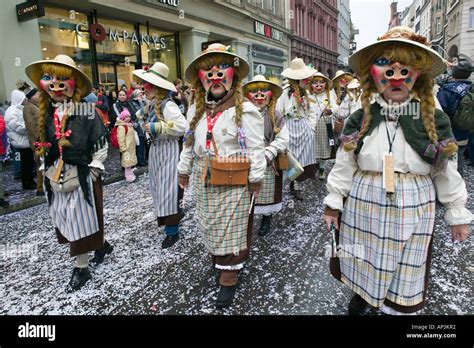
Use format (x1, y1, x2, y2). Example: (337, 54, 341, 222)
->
(347, 79, 360, 89)
(348, 26, 446, 77)
(332, 70, 355, 82)
(311, 72, 332, 89)
(25, 54, 92, 98)
(242, 74, 282, 98)
(184, 43, 250, 82)
(282, 58, 317, 80)
(133, 62, 176, 92)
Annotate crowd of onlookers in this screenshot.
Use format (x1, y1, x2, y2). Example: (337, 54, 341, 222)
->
(0, 77, 195, 208)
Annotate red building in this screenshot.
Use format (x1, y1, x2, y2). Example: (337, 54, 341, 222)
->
(290, 0, 338, 78)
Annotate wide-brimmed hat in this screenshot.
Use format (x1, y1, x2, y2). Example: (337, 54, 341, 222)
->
(25, 54, 92, 98)
(282, 58, 316, 80)
(242, 74, 282, 98)
(185, 43, 250, 82)
(133, 62, 176, 92)
(347, 79, 360, 89)
(332, 70, 355, 82)
(349, 26, 446, 77)
(311, 72, 332, 88)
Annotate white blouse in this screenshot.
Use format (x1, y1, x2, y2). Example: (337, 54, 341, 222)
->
(323, 100, 473, 226)
(276, 91, 317, 129)
(178, 101, 266, 183)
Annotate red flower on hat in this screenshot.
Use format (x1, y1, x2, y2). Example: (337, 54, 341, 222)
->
(144, 66, 149, 71)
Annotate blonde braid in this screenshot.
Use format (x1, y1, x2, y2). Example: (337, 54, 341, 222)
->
(36, 91, 50, 157)
(268, 98, 280, 133)
(57, 84, 82, 149)
(416, 75, 458, 155)
(185, 85, 205, 147)
(289, 79, 302, 110)
(153, 87, 167, 120)
(343, 74, 372, 152)
(233, 79, 244, 128)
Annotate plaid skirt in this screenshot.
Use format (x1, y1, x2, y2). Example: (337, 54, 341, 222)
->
(193, 157, 252, 256)
(255, 166, 283, 215)
(314, 116, 332, 160)
(339, 170, 436, 309)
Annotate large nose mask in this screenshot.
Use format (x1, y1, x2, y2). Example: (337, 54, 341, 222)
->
(370, 57, 420, 93)
(247, 89, 272, 108)
(39, 73, 75, 100)
(198, 63, 234, 93)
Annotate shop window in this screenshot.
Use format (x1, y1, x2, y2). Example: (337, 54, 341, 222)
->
(139, 25, 178, 83)
(38, 7, 92, 80)
(469, 8, 474, 29)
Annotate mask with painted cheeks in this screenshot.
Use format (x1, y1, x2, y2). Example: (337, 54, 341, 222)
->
(370, 57, 420, 102)
(39, 73, 75, 102)
(198, 63, 234, 98)
(311, 78, 327, 94)
(247, 88, 273, 109)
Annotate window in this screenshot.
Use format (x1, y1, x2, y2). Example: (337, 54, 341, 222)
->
(271, 0, 276, 15)
(38, 7, 92, 80)
(469, 8, 474, 29)
(436, 17, 441, 34)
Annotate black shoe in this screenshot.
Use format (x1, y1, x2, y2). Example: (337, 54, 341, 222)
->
(22, 182, 36, 190)
(216, 285, 237, 308)
(348, 293, 368, 315)
(91, 240, 113, 266)
(162, 234, 179, 249)
(0, 198, 10, 208)
(36, 191, 45, 197)
(13, 175, 21, 181)
(137, 162, 147, 167)
(258, 215, 272, 236)
(66, 267, 91, 292)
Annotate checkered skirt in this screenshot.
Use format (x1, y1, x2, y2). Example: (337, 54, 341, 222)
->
(339, 170, 436, 308)
(314, 116, 332, 160)
(192, 157, 251, 256)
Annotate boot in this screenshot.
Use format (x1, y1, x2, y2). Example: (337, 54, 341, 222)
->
(348, 293, 368, 315)
(319, 170, 327, 180)
(216, 285, 237, 308)
(91, 240, 113, 266)
(66, 267, 91, 292)
(294, 189, 304, 201)
(162, 234, 180, 249)
(259, 215, 272, 236)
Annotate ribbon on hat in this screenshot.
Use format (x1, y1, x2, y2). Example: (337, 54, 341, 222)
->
(146, 69, 167, 80)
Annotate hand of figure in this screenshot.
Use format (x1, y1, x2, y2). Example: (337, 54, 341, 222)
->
(323, 206, 340, 231)
(451, 224, 469, 242)
(178, 174, 189, 189)
(248, 182, 261, 197)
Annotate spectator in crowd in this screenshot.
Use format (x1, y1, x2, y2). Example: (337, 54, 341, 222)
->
(130, 89, 147, 165)
(4, 90, 36, 190)
(112, 89, 146, 166)
(0, 110, 9, 208)
(116, 109, 138, 183)
(437, 54, 474, 177)
(127, 81, 142, 99)
(23, 86, 44, 196)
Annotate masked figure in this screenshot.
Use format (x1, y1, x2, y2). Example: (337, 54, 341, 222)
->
(178, 44, 265, 308)
(25, 54, 112, 292)
(133, 62, 186, 249)
(275, 58, 318, 200)
(322, 27, 472, 315)
(243, 75, 289, 236)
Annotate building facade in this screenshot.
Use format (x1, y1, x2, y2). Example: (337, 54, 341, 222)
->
(445, 0, 474, 66)
(389, 1, 401, 28)
(289, 0, 338, 78)
(419, 0, 432, 40)
(337, 0, 351, 70)
(431, 0, 448, 56)
(0, 0, 292, 102)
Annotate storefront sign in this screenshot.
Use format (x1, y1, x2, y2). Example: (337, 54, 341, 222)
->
(254, 21, 284, 42)
(157, 0, 179, 6)
(16, 0, 45, 22)
(77, 22, 166, 48)
(255, 64, 266, 75)
(251, 44, 284, 57)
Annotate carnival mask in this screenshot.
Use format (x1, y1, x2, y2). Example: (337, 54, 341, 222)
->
(39, 73, 75, 102)
(299, 78, 311, 88)
(143, 82, 156, 99)
(198, 63, 234, 98)
(338, 78, 349, 88)
(247, 88, 272, 109)
(370, 57, 420, 103)
(311, 79, 326, 94)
